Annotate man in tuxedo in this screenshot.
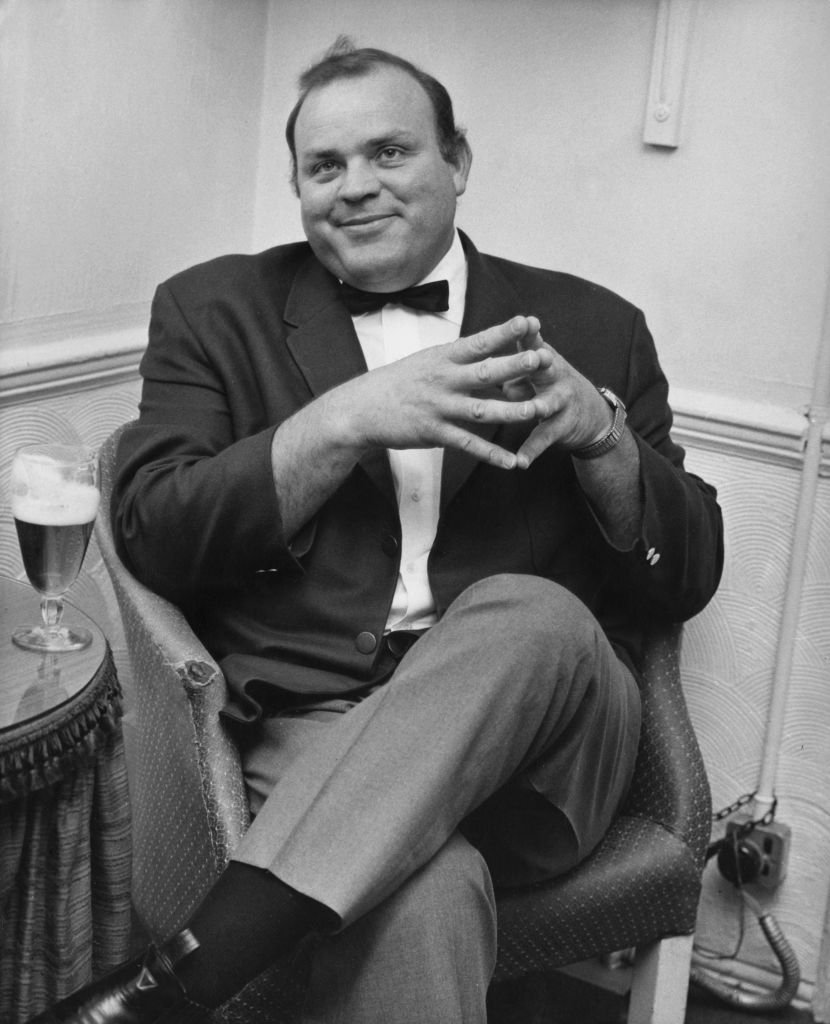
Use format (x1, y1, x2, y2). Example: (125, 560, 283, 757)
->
(34, 38, 722, 1024)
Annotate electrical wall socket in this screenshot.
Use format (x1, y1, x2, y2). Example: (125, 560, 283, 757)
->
(724, 815, 791, 890)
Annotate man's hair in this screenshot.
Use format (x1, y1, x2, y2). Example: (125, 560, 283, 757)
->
(285, 36, 471, 193)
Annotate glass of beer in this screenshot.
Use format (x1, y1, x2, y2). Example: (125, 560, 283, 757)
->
(10, 443, 100, 652)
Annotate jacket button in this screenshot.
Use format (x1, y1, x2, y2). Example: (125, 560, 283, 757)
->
(381, 533, 399, 557)
(355, 631, 377, 654)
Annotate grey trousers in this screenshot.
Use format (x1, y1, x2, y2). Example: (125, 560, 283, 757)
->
(236, 575, 641, 1023)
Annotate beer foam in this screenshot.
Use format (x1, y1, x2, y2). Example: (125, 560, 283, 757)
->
(12, 481, 100, 525)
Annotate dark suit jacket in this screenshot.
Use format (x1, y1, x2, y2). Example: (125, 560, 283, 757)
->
(113, 232, 723, 723)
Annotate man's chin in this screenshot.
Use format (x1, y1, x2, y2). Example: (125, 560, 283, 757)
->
(338, 254, 412, 293)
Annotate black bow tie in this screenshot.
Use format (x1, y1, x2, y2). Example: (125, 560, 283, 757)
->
(340, 279, 450, 315)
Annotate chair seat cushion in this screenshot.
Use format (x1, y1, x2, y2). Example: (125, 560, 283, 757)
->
(493, 812, 702, 981)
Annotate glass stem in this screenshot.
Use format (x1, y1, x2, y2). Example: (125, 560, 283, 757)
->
(41, 596, 64, 635)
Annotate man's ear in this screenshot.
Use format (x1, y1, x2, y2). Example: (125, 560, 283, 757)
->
(452, 142, 473, 197)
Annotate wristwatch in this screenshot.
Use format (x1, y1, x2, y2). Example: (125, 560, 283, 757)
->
(571, 387, 627, 460)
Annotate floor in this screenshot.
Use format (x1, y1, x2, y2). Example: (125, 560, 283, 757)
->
(487, 971, 815, 1024)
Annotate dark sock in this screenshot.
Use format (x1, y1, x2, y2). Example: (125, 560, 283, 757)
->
(171, 861, 336, 1008)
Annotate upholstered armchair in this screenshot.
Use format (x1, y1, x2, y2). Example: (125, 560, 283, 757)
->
(96, 423, 711, 1024)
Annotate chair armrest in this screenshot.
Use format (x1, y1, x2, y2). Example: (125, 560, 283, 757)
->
(96, 425, 251, 939)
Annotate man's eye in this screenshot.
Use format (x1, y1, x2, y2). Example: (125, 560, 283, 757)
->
(378, 147, 404, 161)
(312, 160, 339, 177)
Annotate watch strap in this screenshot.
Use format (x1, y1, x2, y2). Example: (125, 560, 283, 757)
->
(571, 388, 627, 460)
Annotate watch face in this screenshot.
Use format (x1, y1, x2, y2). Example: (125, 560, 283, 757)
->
(598, 387, 624, 411)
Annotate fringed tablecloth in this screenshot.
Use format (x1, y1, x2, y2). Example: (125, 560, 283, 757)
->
(0, 644, 132, 1023)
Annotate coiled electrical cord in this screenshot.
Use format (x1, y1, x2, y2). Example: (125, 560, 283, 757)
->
(691, 888, 801, 1013)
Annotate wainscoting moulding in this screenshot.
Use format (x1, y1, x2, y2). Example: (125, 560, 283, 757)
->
(0, 304, 148, 406)
(670, 387, 830, 475)
(1, 317, 828, 474)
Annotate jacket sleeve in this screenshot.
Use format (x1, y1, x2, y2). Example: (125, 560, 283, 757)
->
(112, 282, 305, 604)
(600, 308, 724, 622)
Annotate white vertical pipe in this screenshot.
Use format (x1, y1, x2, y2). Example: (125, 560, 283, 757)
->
(754, 285, 830, 817)
(642, 0, 698, 149)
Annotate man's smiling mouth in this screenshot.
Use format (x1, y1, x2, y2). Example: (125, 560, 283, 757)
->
(338, 214, 395, 228)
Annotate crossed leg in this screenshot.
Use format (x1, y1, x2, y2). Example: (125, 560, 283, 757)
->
(237, 574, 640, 1022)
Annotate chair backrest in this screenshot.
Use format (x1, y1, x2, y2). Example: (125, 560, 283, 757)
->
(622, 625, 711, 869)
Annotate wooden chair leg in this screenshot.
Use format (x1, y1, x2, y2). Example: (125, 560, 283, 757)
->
(626, 934, 694, 1024)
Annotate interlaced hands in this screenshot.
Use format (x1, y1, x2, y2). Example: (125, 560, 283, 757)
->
(341, 315, 613, 469)
(503, 316, 615, 467)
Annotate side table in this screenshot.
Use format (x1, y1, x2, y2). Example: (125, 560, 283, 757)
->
(0, 577, 132, 1023)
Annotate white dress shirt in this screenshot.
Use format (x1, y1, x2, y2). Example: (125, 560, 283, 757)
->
(351, 231, 468, 632)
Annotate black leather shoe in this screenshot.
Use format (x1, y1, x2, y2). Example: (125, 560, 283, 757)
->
(27, 930, 208, 1024)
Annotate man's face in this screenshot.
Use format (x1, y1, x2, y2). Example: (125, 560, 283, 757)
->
(293, 66, 470, 292)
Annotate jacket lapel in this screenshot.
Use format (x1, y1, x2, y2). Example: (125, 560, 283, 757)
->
(283, 255, 366, 396)
(440, 232, 525, 511)
(283, 253, 396, 505)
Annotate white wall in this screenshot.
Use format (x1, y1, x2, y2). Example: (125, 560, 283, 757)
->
(0, 0, 268, 379)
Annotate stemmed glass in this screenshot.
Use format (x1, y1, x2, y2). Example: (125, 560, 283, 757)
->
(10, 443, 100, 652)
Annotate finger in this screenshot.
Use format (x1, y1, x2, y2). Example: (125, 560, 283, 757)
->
(528, 391, 564, 422)
(461, 347, 554, 389)
(516, 420, 560, 468)
(522, 316, 543, 348)
(517, 320, 555, 356)
(452, 317, 534, 364)
(463, 395, 542, 425)
(440, 423, 521, 469)
(502, 377, 535, 402)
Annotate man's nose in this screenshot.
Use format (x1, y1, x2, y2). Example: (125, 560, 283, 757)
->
(338, 160, 381, 201)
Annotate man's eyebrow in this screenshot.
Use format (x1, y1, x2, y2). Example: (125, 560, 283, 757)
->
(303, 130, 418, 158)
(301, 146, 339, 165)
(366, 130, 418, 148)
